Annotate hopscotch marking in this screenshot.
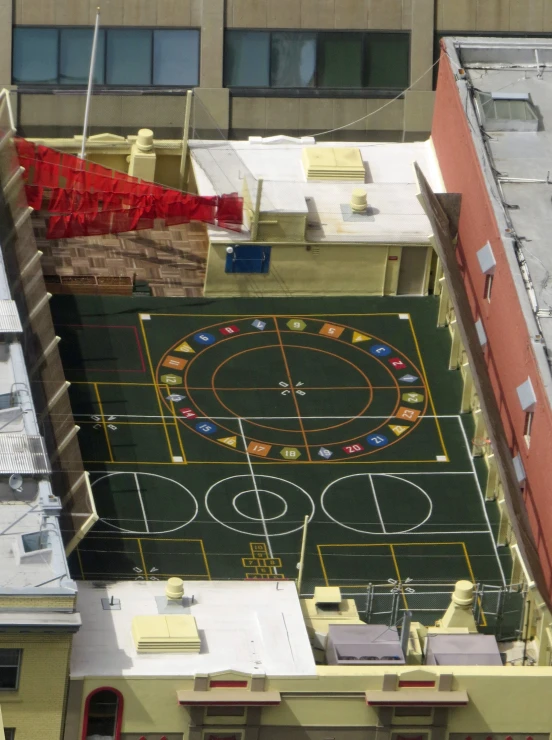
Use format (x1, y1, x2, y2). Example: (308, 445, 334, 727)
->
(92, 472, 198, 535)
(238, 417, 274, 562)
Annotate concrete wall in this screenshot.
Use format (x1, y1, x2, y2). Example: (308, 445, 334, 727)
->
(0, 633, 72, 740)
(5, 0, 435, 140)
(436, 0, 552, 32)
(431, 46, 552, 600)
(203, 242, 432, 297)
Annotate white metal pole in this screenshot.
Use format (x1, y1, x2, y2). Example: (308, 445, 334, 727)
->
(179, 89, 193, 190)
(296, 515, 309, 596)
(80, 7, 101, 161)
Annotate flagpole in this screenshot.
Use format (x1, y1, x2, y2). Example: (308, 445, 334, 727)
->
(80, 7, 101, 161)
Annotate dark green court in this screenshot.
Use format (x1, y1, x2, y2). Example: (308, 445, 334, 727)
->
(51, 295, 521, 635)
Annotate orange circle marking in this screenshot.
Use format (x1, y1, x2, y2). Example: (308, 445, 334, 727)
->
(155, 316, 428, 460)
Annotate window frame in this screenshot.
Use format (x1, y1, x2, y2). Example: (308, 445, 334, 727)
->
(224, 28, 410, 97)
(12, 25, 201, 91)
(484, 273, 494, 302)
(0, 648, 22, 691)
(81, 686, 124, 740)
(524, 410, 534, 447)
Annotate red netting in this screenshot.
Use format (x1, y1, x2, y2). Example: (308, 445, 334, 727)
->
(14, 138, 244, 237)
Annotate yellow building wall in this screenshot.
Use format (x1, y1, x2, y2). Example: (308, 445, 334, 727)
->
(0, 634, 72, 740)
(204, 243, 430, 297)
(71, 667, 552, 738)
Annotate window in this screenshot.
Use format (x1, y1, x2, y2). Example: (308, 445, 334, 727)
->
(224, 31, 410, 91)
(225, 246, 271, 274)
(82, 688, 123, 740)
(12, 27, 200, 87)
(524, 411, 534, 446)
(484, 273, 493, 301)
(0, 649, 22, 690)
(3, 730, 15, 740)
(225, 31, 270, 87)
(475, 91, 538, 132)
(206, 705, 246, 716)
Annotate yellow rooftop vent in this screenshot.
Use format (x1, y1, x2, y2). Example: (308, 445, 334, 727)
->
(132, 615, 201, 653)
(302, 147, 365, 181)
(313, 586, 342, 605)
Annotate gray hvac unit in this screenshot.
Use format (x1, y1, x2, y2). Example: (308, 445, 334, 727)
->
(425, 633, 502, 666)
(326, 624, 406, 666)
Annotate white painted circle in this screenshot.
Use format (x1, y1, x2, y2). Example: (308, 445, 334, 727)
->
(233, 489, 288, 521)
(206, 474, 315, 536)
(92, 471, 198, 535)
(321, 473, 432, 535)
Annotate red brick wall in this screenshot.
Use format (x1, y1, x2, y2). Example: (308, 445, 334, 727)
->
(431, 45, 552, 595)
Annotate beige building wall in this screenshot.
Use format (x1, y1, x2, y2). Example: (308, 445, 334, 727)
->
(66, 667, 552, 740)
(204, 242, 432, 298)
(0, 633, 72, 740)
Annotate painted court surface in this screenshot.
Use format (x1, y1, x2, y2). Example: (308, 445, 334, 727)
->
(52, 295, 519, 632)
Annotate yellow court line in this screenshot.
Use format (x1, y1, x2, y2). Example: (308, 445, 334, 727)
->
(199, 540, 212, 580)
(163, 383, 187, 463)
(138, 315, 175, 462)
(408, 316, 448, 459)
(461, 542, 487, 627)
(390, 544, 409, 609)
(93, 383, 114, 463)
(318, 541, 473, 548)
(137, 539, 148, 580)
(317, 544, 331, 587)
(81, 421, 167, 426)
(76, 547, 86, 580)
(72, 380, 158, 386)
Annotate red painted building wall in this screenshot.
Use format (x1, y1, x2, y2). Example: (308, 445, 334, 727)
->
(431, 45, 552, 597)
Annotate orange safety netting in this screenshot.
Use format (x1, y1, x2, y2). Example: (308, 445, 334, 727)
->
(14, 138, 243, 239)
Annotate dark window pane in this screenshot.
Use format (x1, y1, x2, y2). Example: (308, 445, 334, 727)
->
(12, 28, 58, 84)
(60, 28, 105, 85)
(153, 30, 199, 86)
(106, 29, 152, 85)
(225, 31, 269, 87)
(271, 32, 316, 87)
(0, 650, 21, 667)
(317, 33, 363, 88)
(365, 33, 409, 88)
(0, 667, 18, 689)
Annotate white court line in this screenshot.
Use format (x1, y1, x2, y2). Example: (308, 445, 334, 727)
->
(457, 416, 506, 586)
(368, 475, 387, 534)
(237, 418, 275, 565)
(134, 472, 150, 534)
(76, 413, 459, 420)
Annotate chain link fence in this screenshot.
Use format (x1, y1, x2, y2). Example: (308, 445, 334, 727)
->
(299, 578, 526, 641)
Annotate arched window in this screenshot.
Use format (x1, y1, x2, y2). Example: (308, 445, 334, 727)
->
(81, 687, 124, 740)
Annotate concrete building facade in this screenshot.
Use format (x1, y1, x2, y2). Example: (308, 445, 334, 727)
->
(4, 0, 552, 141)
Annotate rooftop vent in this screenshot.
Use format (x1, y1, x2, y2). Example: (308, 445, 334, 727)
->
(326, 624, 406, 666)
(302, 147, 365, 181)
(475, 91, 538, 132)
(132, 615, 201, 653)
(313, 586, 342, 611)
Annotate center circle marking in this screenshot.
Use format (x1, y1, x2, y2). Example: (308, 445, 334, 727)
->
(206, 474, 315, 536)
(232, 489, 289, 521)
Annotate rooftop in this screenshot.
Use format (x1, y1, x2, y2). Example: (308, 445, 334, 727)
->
(190, 138, 444, 244)
(444, 36, 552, 400)
(71, 580, 316, 678)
